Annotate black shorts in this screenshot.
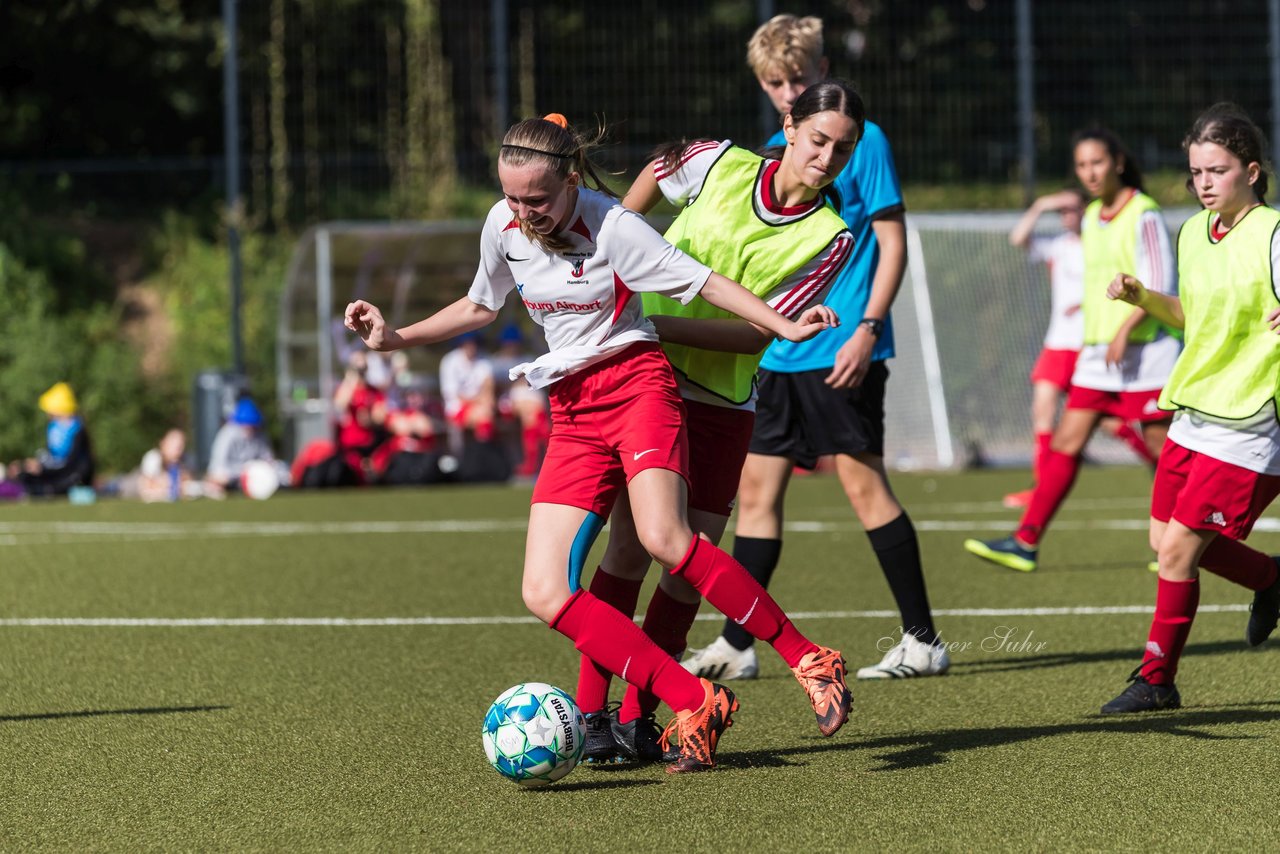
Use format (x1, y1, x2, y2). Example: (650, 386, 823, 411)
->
(749, 362, 888, 469)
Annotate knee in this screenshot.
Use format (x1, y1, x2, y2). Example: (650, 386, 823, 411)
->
(521, 575, 568, 624)
(635, 523, 692, 570)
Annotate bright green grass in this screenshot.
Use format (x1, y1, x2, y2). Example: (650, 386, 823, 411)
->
(1, 468, 1277, 851)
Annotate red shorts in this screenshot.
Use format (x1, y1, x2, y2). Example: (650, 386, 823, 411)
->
(1151, 439, 1280, 540)
(684, 400, 754, 516)
(1030, 348, 1079, 391)
(532, 343, 689, 516)
(1066, 385, 1170, 422)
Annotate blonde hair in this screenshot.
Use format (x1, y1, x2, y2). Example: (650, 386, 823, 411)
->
(499, 114, 616, 252)
(746, 14, 824, 78)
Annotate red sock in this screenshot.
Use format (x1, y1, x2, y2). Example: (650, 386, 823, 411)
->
(1032, 431, 1052, 482)
(1139, 577, 1199, 685)
(518, 425, 544, 474)
(1110, 420, 1157, 465)
(621, 586, 701, 723)
(671, 537, 816, 668)
(1200, 539, 1278, 591)
(575, 568, 644, 714)
(1015, 449, 1080, 547)
(551, 590, 704, 714)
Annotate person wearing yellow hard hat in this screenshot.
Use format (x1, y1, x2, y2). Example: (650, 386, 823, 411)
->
(9, 382, 96, 497)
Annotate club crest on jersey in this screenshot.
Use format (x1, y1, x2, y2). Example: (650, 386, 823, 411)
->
(564, 251, 592, 282)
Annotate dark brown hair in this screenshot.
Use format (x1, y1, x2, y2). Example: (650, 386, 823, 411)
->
(1182, 102, 1270, 202)
(1071, 128, 1145, 192)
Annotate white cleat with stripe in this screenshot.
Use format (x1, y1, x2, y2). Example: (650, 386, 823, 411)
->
(680, 636, 759, 681)
(856, 633, 950, 680)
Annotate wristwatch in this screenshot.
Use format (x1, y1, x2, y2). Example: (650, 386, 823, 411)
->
(858, 317, 885, 339)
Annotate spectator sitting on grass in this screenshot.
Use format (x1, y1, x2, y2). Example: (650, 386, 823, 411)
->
(8, 382, 96, 498)
(204, 398, 278, 497)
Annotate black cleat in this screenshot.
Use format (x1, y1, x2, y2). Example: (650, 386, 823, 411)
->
(609, 709, 667, 764)
(1100, 673, 1181, 715)
(581, 705, 624, 765)
(1245, 558, 1280, 647)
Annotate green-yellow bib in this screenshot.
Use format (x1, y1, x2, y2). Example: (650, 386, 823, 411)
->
(1082, 191, 1165, 344)
(643, 146, 846, 404)
(1159, 206, 1280, 420)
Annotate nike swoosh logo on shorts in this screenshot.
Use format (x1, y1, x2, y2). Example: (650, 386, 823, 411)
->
(633, 449, 660, 461)
(734, 597, 758, 625)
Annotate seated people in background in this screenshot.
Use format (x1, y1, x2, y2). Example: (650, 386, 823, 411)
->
(137, 429, 194, 503)
(334, 349, 388, 482)
(10, 382, 96, 497)
(205, 398, 279, 497)
(372, 385, 443, 484)
(491, 323, 550, 476)
(439, 331, 496, 453)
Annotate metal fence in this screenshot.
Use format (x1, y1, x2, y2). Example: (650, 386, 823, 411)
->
(8, 1, 1280, 221)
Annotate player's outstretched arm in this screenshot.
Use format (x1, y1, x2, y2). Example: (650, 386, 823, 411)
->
(1106, 273, 1184, 330)
(651, 305, 838, 355)
(345, 296, 497, 351)
(697, 273, 836, 343)
(1009, 190, 1078, 248)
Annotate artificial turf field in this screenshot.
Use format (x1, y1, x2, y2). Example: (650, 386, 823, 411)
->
(2, 465, 1278, 851)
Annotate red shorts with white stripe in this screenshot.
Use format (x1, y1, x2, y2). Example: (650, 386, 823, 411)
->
(1066, 385, 1170, 423)
(1030, 347, 1080, 391)
(1150, 439, 1280, 540)
(531, 343, 689, 516)
(684, 400, 754, 516)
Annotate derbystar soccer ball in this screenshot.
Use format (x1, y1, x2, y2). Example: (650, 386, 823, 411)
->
(482, 682, 585, 787)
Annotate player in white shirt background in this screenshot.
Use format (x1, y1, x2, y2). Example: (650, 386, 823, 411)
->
(345, 113, 852, 773)
(438, 331, 497, 453)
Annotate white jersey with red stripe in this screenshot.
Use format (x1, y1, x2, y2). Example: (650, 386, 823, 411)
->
(467, 188, 713, 388)
(654, 139, 853, 410)
(1027, 232, 1084, 351)
(1071, 207, 1180, 392)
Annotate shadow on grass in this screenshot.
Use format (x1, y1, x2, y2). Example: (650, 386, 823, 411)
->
(951, 639, 1261, 675)
(540, 777, 662, 792)
(725, 701, 1280, 772)
(1, 705, 230, 724)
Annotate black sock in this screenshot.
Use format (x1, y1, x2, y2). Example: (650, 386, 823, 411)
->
(721, 536, 782, 650)
(867, 513, 938, 646)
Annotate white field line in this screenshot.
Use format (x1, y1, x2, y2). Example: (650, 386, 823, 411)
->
(0, 515, 1275, 544)
(0, 604, 1249, 628)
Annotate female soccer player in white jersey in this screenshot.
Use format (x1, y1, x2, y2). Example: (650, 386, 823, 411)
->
(965, 129, 1179, 572)
(570, 81, 859, 762)
(345, 114, 850, 772)
(1098, 103, 1280, 714)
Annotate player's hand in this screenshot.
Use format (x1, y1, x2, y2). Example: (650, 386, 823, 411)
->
(1107, 273, 1146, 306)
(345, 300, 387, 350)
(1267, 306, 1280, 335)
(797, 305, 840, 329)
(781, 306, 838, 343)
(825, 327, 874, 388)
(1105, 333, 1129, 369)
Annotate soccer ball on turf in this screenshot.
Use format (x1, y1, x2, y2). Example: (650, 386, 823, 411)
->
(482, 682, 585, 787)
(240, 459, 280, 500)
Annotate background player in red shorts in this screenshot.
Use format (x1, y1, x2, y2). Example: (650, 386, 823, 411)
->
(1003, 188, 1158, 510)
(965, 129, 1179, 572)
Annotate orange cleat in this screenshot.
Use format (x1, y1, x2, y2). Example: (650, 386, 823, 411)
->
(659, 679, 738, 773)
(792, 646, 852, 736)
